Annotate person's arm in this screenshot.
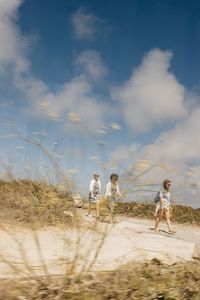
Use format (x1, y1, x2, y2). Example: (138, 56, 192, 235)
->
(170, 194, 175, 204)
(159, 190, 164, 204)
(169, 193, 174, 210)
(89, 180, 94, 197)
(116, 184, 121, 196)
(105, 182, 111, 198)
(99, 180, 101, 194)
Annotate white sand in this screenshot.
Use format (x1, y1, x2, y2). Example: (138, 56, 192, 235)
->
(0, 211, 199, 278)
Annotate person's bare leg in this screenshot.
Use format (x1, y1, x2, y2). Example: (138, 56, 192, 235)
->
(154, 216, 160, 232)
(106, 197, 114, 223)
(88, 202, 92, 216)
(166, 218, 171, 232)
(154, 210, 162, 232)
(111, 211, 115, 223)
(109, 201, 115, 223)
(106, 197, 112, 223)
(165, 209, 172, 232)
(96, 202, 100, 218)
(154, 203, 159, 217)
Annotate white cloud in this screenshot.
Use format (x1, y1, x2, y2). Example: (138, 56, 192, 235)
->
(71, 7, 107, 41)
(0, 0, 22, 18)
(1, 2, 200, 207)
(142, 113, 200, 206)
(110, 105, 200, 206)
(113, 49, 186, 132)
(109, 49, 200, 198)
(110, 143, 141, 167)
(147, 108, 200, 165)
(14, 73, 106, 134)
(0, 1, 107, 135)
(0, 0, 29, 74)
(75, 50, 108, 80)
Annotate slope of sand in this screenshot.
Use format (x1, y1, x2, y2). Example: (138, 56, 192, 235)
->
(0, 211, 200, 278)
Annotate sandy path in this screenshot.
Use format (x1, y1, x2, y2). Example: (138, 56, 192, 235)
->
(0, 211, 200, 278)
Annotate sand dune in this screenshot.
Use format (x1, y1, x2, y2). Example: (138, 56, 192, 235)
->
(0, 211, 200, 279)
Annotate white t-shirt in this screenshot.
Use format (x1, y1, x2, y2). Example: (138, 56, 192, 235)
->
(159, 189, 171, 204)
(158, 189, 171, 209)
(89, 179, 101, 196)
(105, 182, 120, 198)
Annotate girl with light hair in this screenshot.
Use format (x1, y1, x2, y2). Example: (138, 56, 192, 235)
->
(154, 179, 175, 234)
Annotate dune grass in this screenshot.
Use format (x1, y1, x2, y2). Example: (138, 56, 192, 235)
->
(115, 202, 200, 225)
(0, 179, 75, 225)
(0, 182, 200, 299)
(1, 259, 200, 300)
(1, 179, 200, 226)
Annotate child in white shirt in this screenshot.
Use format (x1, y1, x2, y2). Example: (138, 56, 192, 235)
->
(87, 173, 101, 218)
(105, 173, 121, 223)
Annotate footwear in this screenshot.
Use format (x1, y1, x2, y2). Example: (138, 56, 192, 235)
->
(168, 230, 176, 234)
(110, 218, 117, 224)
(86, 214, 93, 218)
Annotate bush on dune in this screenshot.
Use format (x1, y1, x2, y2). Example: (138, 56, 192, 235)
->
(1, 259, 200, 299)
(82, 260, 200, 300)
(115, 202, 200, 225)
(0, 179, 75, 225)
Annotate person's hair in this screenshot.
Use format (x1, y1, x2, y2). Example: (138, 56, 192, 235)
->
(94, 173, 99, 177)
(110, 173, 119, 180)
(163, 179, 171, 190)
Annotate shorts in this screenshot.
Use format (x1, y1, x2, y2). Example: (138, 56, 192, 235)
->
(157, 200, 170, 210)
(89, 193, 100, 203)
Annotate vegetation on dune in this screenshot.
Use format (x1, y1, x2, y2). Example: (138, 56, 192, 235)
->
(0, 181, 200, 299)
(85, 198, 200, 225)
(1, 259, 200, 299)
(115, 202, 200, 225)
(1, 179, 199, 226)
(76, 260, 200, 300)
(0, 179, 75, 225)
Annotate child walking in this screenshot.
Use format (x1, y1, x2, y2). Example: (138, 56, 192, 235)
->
(87, 173, 101, 218)
(105, 173, 121, 223)
(154, 179, 175, 234)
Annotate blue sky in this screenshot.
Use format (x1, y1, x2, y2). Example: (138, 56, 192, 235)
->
(1, 0, 200, 205)
(19, 0, 200, 88)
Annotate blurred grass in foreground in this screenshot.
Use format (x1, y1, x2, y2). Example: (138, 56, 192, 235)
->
(0, 181, 200, 299)
(0, 259, 200, 299)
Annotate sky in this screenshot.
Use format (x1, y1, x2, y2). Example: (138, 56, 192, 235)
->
(0, 0, 200, 206)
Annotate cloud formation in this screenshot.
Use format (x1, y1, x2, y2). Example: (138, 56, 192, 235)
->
(113, 49, 186, 132)
(75, 50, 108, 80)
(0, 0, 28, 75)
(149, 108, 200, 165)
(110, 105, 200, 205)
(0, 1, 107, 135)
(71, 7, 107, 41)
(1, 1, 200, 206)
(21, 75, 106, 133)
(143, 111, 200, 205)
